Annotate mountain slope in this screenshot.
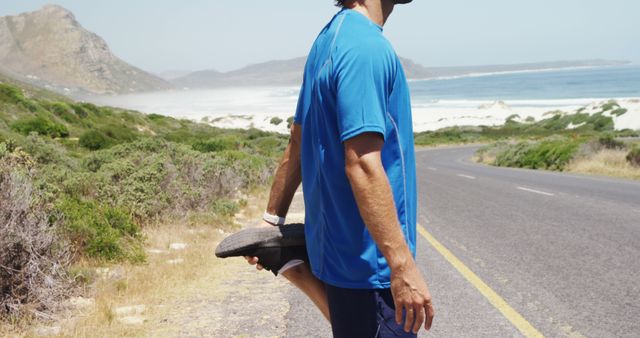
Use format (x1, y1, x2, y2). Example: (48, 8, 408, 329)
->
(172, 58, 306, 88)
(172, 56, 433, 88)
(0, 5, 172, 95)
(172, 56, 627, 89)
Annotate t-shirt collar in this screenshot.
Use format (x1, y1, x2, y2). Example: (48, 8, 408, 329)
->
(341, 8, 384, 32)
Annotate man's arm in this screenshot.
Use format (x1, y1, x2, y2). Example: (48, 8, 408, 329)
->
(245, 123, 330, 321)
(344, 132, 435, 333)
(264, 123, 302, 217)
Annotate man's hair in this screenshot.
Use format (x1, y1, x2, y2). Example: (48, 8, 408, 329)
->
(334, 0, 346, 7)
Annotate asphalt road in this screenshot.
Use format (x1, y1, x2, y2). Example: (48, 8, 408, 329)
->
(284, 145, 640, 337)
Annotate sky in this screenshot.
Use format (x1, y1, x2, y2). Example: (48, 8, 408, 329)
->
(1, 1, 639, 74)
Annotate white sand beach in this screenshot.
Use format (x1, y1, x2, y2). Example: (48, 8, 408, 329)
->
(410, 98, 640, 132)
(92, 88, 640, 135)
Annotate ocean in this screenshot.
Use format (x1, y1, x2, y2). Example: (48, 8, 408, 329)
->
(409, 64, 640, 103)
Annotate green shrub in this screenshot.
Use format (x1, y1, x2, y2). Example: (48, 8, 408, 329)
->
(627, 147, 640, 167)
(287, 116, 295, 129)
(610, 108, 628, 117)
(69, 103, 89, 118)
(79, 130, 109, 150)
(192, 136, 240, 153)
(494, 142, 532, 167)
(100, 123, 138, 142)
(589, 114, 614, 131)
(615, 129, 638, 137)
(539, 113, 567, 131)
(22, 133, 71, 165)
(494, 139, 581, 170)
(414, 127, 483, 146)
(57, 198, 143, 262)
(0, 82, 286, 272)
(10, 116, 69, 138)
(270, 117, 283, 126)
(598, 134, 625, 149)
(86, 225, 124, 261)
(0, 137, 17, 153)
(83, 152, 114, 172)
(505, 114, 521, 124)
(212, 198, 240, 217)
(600, 100, 619, 112)
(104, 207, 140, 238)
(47, 102, 76, 122)
(248, 136, 286, 156)
(147, 113, 166, 121)
(94, 106, 114, 118)
(119, 111, 138, 123)
(0, 83, 38, 112)
(77, 102, 100, 116)
(245, 128, 272, 140)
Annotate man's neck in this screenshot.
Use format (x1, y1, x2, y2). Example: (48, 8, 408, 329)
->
(347, 0, 394, 27)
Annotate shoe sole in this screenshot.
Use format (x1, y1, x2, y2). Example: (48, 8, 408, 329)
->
(215, 223, 306, 258)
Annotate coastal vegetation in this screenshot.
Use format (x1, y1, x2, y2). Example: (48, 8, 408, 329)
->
(269, 116, 283, 126)
(1, 79, 639, 333)
(474, 136, 640, 179)
(627, 146, 640, 167)
(414, 100, 640, 179)
(414, 100, 637, 147)
(0, 82, 286, 322)
(460, 101, 640, 178)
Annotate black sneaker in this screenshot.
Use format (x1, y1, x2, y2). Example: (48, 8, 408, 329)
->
(215, 223, 308, 275)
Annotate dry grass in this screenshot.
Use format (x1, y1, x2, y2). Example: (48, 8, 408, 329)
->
(567, 149, 640, 180)
(472, 143, 510, 166)
(1, 189, 270, 337)
(0, 151, 74, 325)
(472, 151, 496, 165)
(66, 225, 225, 337)
(474, 142, 640, 180)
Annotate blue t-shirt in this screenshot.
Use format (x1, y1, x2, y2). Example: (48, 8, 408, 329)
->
(294, 9, 417, 289)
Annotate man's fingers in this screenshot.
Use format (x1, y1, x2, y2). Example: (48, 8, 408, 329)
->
(413, 305, 425, 333)
(244, 256, 259, 265)
(425, 303, 435, 331)
(394, 300, 403, 325)
(403, 304, 414, 332)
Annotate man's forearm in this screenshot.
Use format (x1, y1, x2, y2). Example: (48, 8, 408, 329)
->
(345, 152, 413, 271)
(266, 125, 302, 217)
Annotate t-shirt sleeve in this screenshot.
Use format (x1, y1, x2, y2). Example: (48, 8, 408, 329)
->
(333, 39, 392, 142)
(294, 80, 309, 125)
(294, 48, 317, 125)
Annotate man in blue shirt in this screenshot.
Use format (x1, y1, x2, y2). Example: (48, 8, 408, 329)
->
(246, 0, 434, 336)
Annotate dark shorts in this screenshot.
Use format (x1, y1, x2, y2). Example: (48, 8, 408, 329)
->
(325, 283, 418, 338)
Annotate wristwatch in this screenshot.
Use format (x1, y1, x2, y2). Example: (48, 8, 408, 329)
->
(263, 211, 286, 226)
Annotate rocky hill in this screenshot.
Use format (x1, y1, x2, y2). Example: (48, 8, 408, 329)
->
(172, 56, 627, 89)
(172, 56, 432, 89)
(172, 57, 306, 88)
(0, 5, 172, 95)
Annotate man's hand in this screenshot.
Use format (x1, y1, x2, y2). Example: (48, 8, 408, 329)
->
(391, 261, 435, 333)
(244, 220, 273, 270)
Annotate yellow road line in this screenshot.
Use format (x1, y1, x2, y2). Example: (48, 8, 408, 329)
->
(417, 225, 545, 338)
